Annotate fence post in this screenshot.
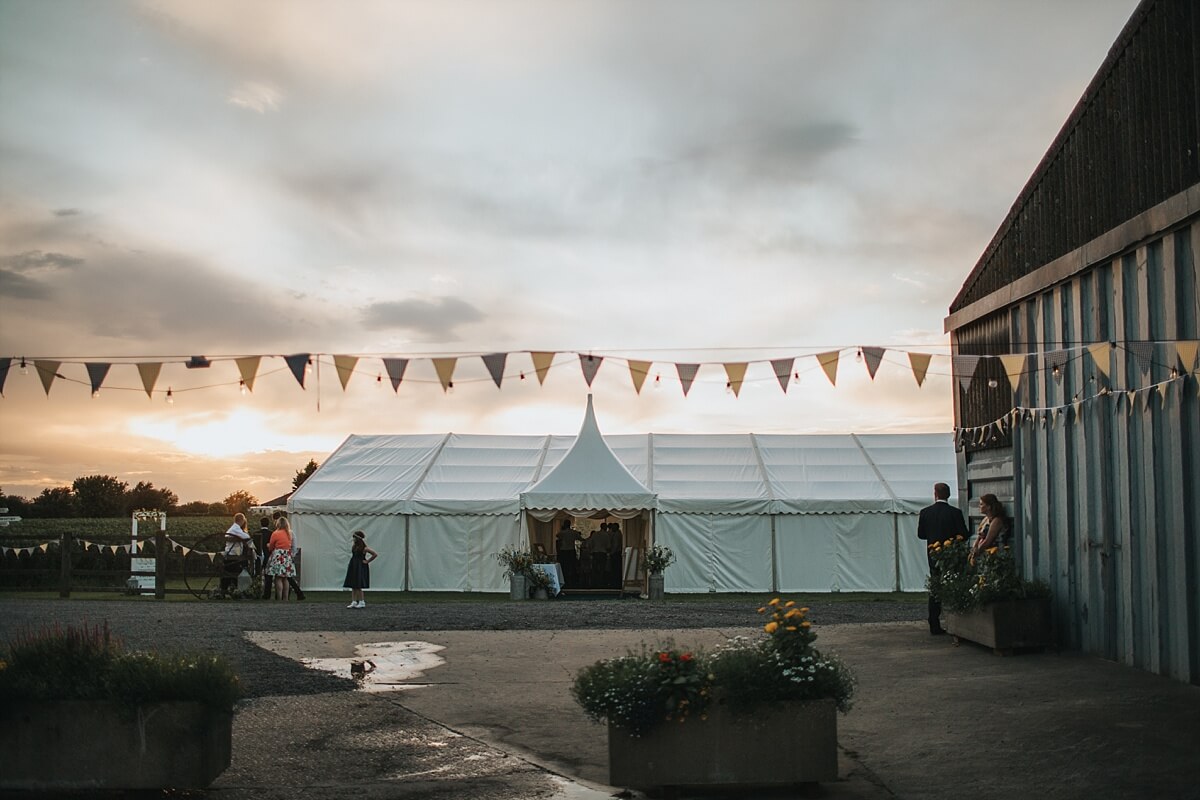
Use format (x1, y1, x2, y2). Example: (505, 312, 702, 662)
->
(155, 528, 166, 599)
(59, 530, 72, 598)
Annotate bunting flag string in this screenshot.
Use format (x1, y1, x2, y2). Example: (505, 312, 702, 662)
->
(6, 341, 1195, 402)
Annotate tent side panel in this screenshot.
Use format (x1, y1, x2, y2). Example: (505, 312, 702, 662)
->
(776, 516, 838, 592)
(709, 515, 773, 592)
(468, 515, 524, 592)
(292, 513, 407, 591)
(896, 514, 931, 592)
(832, 514, 897, 591)
(408, 516, 470, 591)
(656, 514, 713, 593)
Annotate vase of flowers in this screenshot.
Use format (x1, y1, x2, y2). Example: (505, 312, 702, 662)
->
(572, 598, 854, 793)
(928, 539, 1052, 652)
(640, 544, 675, 600)
(494, 547, 536, 601)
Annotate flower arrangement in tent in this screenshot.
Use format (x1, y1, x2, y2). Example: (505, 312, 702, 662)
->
(640, 543, 675, 575)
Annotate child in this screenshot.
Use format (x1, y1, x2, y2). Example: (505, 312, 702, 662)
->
(343, 530, 378, 608)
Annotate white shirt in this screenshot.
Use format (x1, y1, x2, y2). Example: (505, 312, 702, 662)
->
(224, 522, 251, 556)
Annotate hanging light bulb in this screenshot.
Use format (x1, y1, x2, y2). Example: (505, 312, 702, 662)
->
(855, 349, 863, 363)
(725, 381, 733, 394)
(92, 388, 100, 399)
(19, 357, 28, 375)
(1052, 364, 1061, 379)
(166, 388, 174, 405)
(376, 373, 382, 386)
(987, 379, 999, 389)
(306, 357, 314, 375)
(654, 373, 662, 390)
(239, 379, 248, 396)
(519, 371, 526, 381)
(447, 380, 455, 395)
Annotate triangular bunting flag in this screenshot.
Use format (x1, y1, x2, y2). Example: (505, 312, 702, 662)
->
(1127, 342, 1154, 374)
(908, 352, 932, 387)
(952, 355, 979, 394)
(1176, 341, 1199, 373)
(137, 362, 162, 399)
(1073, 399, 1083, 418)
(579, 354, 602, 387)
(530, 352, 555, 386)
(482, 353, 507, 389)
(208, 552, 217, 563)
(861, 347, 885, 379)
(39, 542, 49, 552)
(1127, 390, 1137, 414)
(382, 358, 408, 392)
(85, 362, 110, 396)
(35, 360, 60, 396)
(816, 351, 840, 386)
(1087, 343, 1112, 380)
(284, 354, 310, 389)
(334, 355, 359, 390)
(237, 356, 261, 392)
(676, 363, 700, 397)
(628, 360, 651, 394)
(432, 358, 457, 392)
(998, 354, 1027, 392)
(109, 545, 120, 554)
(1044, 350, 1068, 381)
(724, 363, 748, 397)
(0, 358, 10, 396)
(770, 359, 793, 393)
(181, 546, 191, 556)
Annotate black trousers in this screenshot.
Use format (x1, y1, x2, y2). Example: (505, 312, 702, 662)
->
(927, 560, 943, 632)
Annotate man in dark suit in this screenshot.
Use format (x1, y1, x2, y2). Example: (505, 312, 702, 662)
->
(917, 482, 968, 635)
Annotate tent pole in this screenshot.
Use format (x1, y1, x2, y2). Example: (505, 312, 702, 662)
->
(770, 515, 779, 593)
(892, 514, 900, 593)
(403, 516, 410, 592)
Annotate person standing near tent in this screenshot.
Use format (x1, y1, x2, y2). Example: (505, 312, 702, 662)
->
(220, 513, 252, 596)
(556, 518, 581, 587)
(343, 530, 378, 608)
(266, 517, 297, 601)
(917, 482, 969, 635)
(272, 511, 306, 600)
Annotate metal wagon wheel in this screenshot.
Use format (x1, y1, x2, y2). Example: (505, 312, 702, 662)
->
(183, 531, 226, 600)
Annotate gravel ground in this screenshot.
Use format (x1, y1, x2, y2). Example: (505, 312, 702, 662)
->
(0, 595, 924, 699)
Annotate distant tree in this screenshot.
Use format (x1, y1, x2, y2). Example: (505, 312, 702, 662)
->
(223, 491, 257, 515)
(208, 502, 228, 516)
(31, 486, 78, 518)
(72, 475, 129, 517)
(0, 489, 30, 517)
(176, 500, 213, 516)
(293, 459, 320, 490)
(124, 481, 179, 515)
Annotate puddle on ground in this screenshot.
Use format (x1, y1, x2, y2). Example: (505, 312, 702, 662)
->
(248, 633, 446, 692)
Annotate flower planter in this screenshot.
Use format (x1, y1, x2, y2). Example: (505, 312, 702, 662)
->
(608, 697, 837, 792)
(647, 572, 665, 601)
(509, 573, 528, 600)
(0, 700, 232, 790)
(944, 596, 1053, 653)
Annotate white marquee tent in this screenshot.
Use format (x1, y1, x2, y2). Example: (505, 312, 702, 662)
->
(288, 399, 957, 594)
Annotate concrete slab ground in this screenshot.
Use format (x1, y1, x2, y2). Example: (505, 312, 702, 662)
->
(239, 621, 1200, 800)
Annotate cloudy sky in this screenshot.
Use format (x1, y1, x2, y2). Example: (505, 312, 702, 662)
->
(0, 0, 1137, 504)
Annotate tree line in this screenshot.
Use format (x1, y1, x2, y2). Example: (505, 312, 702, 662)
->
(1, 460, 319, 519)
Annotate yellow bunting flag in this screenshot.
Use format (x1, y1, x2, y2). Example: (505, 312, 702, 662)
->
(723, 362, 748, 397)
(1087, 343, 1112, 380)
(236, 356, 261, 392)
(816, 351, 840, 386)
(137, 362, 162, 399)
(530, 352, 555, 385)
(998, 354, 1027, 392)
(628, 360, 652, 394)
(432, 358, 457, 392)
(1177, 341, 1199, 372)
(34, 360, 60, 396)
(908, 352, 932, 387)
(334, 355, 359, 390)
(39, 542, 49, 552)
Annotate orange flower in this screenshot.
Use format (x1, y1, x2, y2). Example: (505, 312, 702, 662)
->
(800, 621, 811, 628)
(757, 607, 766, 613)
(785, 626, 798, 631)
(768, 597, 781, 607)
(681, 652, 693, 662)
(784, 600, 796, 607)
(785, 608, 802, 618)
(800, 607, 809, 613)
(765, 621, 779, 633)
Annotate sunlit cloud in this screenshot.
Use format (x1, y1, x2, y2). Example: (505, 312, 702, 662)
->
(227, 80, 283, 113)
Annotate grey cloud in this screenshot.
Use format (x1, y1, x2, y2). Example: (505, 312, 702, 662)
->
(682, 120, 858, 182)
(0, 269, 51, 299)
(2, 250, 85, 272)
(361, 297, 485, 341)
(53, 208, 82, 217)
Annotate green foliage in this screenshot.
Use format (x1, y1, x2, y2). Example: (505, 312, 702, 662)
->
(125, 482, 178, 515)
(222, 490, 258, 515)
(0, 621, 240, 711)
(928, 539, 1050, 613)
(72, 475, 130, 517)
(493, 547, 552, 580)
(572, 599, 855, 736)
(4, 517, 231, 545)
(640, 544, 675, 574)
(32, 486, 78, 518)
(293, 459, 320, 490)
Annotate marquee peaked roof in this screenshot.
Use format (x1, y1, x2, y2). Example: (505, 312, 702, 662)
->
(519, 394, 656, 513)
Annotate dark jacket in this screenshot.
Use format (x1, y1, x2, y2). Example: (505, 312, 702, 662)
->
(917, 500, 968, 561)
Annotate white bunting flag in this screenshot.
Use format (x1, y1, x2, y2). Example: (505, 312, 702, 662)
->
(237, 356, 261, 392)
(530, 352, 555, 385)
(676, 363, 700, 397)
(861, 347, 885, 380)
(771, 358, 793, 393)
(334, 355, 359, 390)
(628, 360, 651, 395)
(908, 352, 932, 387)
(39, 542, 49, 552)
(724, 363, 748, 397)
(432, 358, 457, 392)
(482, 353, 507, 389)
(579, 354, 602, 387)
(816, 351, 840, 386)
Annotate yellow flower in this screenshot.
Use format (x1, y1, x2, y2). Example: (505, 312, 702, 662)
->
(768, 597, 781, 607)
(765, 621, 779, 633)
(757, 606, 766, 614)
(800, 607, 809, 613)
(800, 621, 811, 628)
(987, 547, 998, 555)
(785, 608, 802, 618)
(785, 626, 798, 631)
(784, 600, 796, 607)
(956, 535, 965, 541)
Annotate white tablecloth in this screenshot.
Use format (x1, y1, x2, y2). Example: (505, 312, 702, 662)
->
(531, 563, 564, 596)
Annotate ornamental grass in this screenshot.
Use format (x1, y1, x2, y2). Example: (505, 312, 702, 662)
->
(571, 598, 855, 736)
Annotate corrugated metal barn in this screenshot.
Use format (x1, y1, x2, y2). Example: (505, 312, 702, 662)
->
(945, 0, 1199, 683)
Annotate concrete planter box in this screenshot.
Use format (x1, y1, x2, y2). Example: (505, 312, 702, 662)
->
(945, 596, 1053, 652)
(0, 701, 232, 790)
(608, 697, 837, 792)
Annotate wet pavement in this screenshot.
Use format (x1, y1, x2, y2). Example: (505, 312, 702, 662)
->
(225, 623, 1200, 800)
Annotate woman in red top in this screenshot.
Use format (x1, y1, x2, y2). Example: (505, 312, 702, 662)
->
(266, 517, 296, 600)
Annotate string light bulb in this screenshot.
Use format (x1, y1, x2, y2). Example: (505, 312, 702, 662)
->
(239, 379, 248, 396)
(166, 388, 174, 405)
(519, 371, 526, 381)
(19, 357, 27, 375)
(306, 358, 314, 375)
(855, 349, 863, 363)
(376, 373, 382, 386)
(987, 379, 999, 388)
(447, 381, 454, 394)
(654, 373, 662, 390)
